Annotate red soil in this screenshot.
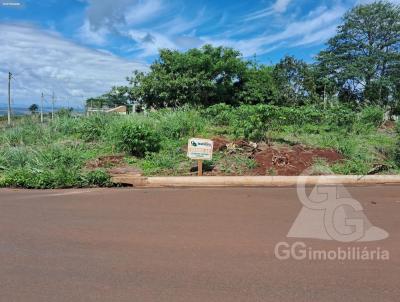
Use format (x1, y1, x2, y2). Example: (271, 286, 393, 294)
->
(85, 155, 125, 169)
(210, 136, 343, 176)
(252, 145, 342, 175)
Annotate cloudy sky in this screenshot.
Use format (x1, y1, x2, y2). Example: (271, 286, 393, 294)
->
(0, 0, 399, 108)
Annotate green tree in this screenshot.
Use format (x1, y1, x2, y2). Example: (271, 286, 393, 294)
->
(28, 104, 39, 114)
(105, 86, 130, 107)
(128, 45, 248, 108)
(238, 64, 277, 104)
(317, 1, 400, 110)
(272, 56, 317, 105)
(86, 86, 130, 109)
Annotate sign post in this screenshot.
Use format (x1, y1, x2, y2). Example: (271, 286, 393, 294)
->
(197, 160, 203, 176)
(187, 138, 213, 176)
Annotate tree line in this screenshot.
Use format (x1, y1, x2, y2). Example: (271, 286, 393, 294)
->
(87, 1, 400, 116)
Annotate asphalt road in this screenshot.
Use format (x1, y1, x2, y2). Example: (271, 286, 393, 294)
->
(0, 186, 399, 302)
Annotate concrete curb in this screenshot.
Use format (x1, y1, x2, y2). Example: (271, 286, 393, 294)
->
(111, 175, 400, 187)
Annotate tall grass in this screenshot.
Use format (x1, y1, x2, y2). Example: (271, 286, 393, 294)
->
(0, 104, 397, 188)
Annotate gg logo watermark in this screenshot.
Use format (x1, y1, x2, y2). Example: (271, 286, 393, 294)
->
(274, 170, 389, 261)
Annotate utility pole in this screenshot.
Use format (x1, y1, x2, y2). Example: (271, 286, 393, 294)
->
(7, 72, 12, 126)
(40, 92, 44, 123)
(51, 91, 55, 121)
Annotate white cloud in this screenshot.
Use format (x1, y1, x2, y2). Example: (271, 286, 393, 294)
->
(125, 0, 164, 25)
(85, 0, 132, 30)
(77, 19, 109, 45)
(356, 0, 400, 4)
(244, 0, 292, 21)
(84, 0, 165, 30)
(243, 8, 274, 21)
(273, 0, 292, 13)
(160, 9, 206, 35)
(127, 29, 178, 57)
(0, 24, 147, 107)
(267, 6, 345, 44)
(293, 25, 338, 46)
(205, 5, 345, 57)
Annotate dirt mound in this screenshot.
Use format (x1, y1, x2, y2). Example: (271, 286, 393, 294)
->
(212, 136, 230, 151)
(108, 166, 142, 176)
(252, 145, 342, 175)
(380, 120, 396, 130)
(86, 155, 125, 169)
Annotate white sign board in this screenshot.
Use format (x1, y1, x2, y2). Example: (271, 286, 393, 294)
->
(187, 138, 213, 160)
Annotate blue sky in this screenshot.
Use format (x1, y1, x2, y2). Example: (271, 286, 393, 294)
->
(1, 0, 398, 107)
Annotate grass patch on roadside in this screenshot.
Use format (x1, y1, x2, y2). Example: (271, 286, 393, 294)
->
(0, 104, 398, 188)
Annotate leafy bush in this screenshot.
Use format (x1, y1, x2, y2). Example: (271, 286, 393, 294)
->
(331, 159, 371, 175)
(153, 108, 205, 139)
(141, 148, 187, 175)
(114, 121, 161, 157)
(358, 106, 384, 127)
(80, 169, 112, 187)
(51, 116, 80, 136)
(229, 104, 325, 140)
(230, 104, 269, 140)
(0, 167, 111, 189)
(78, 114, 109, 142)
(395, 121, 400, 167)
(203, 103, 234, 126)
(324, 106, 356, 131)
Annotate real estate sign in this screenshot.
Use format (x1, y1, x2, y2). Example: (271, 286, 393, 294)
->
(187, 138, 213, 160)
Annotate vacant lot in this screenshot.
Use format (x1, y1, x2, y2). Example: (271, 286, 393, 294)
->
(0, 104, 399, 188)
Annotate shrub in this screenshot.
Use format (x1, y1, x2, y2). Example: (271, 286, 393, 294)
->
(153, 108, 205, 139)
(324, 106, 356, 131)
(229, 104, 324, 140)
(203, 103, 234, 126)
(78, 114, 110, 142)
(395, 121, 400, 167)
(0, 167, 111, 189)
(114, 121, 161, 157)
(0, 166, 81, 189)
(80, 169, 112, 187)
(51, 116, 80, 136)
(358, 106, 384, 127)
(331, 159, 371, 175)
(231, 104, 269, 140)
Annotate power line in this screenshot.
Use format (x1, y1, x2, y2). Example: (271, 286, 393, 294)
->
(7, 72, 12, 126)
(40, 92, 44, 123)
(52, 91, 55, 121)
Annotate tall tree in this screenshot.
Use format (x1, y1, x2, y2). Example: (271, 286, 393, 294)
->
(85, 86, 130, 108)
(28, 104, 39, 114)
(317, 1, 400, 109)
(273, 56, 317, 105)
(128, 45, 248, 108)
(238, 64, 277, 104)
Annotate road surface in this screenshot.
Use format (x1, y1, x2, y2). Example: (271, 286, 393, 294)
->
(0, 186, 399, 301)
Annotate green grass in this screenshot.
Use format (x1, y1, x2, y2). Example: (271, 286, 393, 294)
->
(0, 104, 398, 188)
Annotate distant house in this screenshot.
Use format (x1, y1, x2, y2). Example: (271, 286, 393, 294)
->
(87, 105, 127, 116)
(106, 105, 127, 115)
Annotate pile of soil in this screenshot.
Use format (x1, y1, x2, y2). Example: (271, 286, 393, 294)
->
(210, 136, 343, 176)
(380, 120, 396, 130)
(86, 155, 143, 176)
(252, 145, 342, 175)
(212, 137, 230, 151)
(85, 155, 125, 169)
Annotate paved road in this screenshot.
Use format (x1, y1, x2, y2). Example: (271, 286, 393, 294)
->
(0, 186, 399, 301)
